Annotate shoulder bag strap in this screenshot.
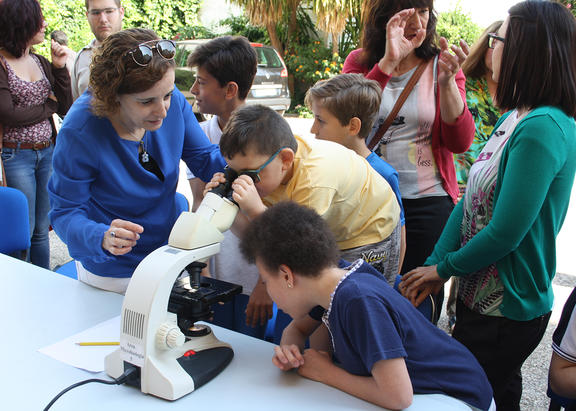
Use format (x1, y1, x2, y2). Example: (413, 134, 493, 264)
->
(367, 60, 428, 151)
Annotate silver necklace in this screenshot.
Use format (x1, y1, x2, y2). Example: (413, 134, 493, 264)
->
(139, 132, 149, 163)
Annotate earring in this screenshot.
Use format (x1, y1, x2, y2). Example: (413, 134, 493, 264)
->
(287, 283, 293, 288)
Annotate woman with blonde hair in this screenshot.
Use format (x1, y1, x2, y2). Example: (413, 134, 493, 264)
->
(455, 20, 503, 189)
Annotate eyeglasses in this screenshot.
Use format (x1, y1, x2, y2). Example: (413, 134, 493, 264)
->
(125, 40, 176, 67)
(229, 146, 287, 183)
(488, 33, 505, 49)
(87, 7, 119, 17)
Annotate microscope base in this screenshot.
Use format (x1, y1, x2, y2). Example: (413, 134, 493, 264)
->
(106, 326, 233, 401)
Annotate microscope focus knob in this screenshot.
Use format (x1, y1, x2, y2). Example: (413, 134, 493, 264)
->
(156, 322, 186, 350)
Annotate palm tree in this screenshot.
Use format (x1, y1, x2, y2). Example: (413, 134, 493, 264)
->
(229, 0, 361, 55)
(228, 0, 300, 55)
(313, 0, 361, 53)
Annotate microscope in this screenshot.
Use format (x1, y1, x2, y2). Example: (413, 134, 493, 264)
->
(105, 169, 244, 400)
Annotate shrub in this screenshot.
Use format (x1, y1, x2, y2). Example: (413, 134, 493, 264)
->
(436, 6, 482, 46)
(283, 41, 347, 108)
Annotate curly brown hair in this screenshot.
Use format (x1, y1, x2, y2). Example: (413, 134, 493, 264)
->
(240, 202, 340, 277)
(90, 28, 175, 118)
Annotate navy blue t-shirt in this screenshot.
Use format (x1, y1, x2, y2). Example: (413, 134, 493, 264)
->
(319, 260, 493, 410)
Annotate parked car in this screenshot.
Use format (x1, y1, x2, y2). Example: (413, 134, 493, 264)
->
(174, 39, 291, 116)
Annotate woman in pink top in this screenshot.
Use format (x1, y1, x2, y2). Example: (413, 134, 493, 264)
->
(343, 0, 474, 322)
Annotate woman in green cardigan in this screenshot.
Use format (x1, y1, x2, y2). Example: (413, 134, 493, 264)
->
(401, 2, 576, 410)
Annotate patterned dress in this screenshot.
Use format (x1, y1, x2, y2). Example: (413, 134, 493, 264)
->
(458, 110, 527, 316)
(455, 77, 500, 187)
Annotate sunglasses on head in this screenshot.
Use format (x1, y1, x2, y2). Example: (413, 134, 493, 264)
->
(126, 39, 176, 66)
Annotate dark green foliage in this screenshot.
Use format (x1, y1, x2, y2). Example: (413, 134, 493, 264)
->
(39, 0, 203, 57)
(219, 15, 269, 43)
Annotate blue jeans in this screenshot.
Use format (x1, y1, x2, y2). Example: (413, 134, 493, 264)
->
(1, 144, 53, 269)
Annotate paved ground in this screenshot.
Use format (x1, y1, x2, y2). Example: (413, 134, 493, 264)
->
(48, 117, 576, 410)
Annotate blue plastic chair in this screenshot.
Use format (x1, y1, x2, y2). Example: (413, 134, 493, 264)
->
(175, 192, 189, 213)
(54, 260, 78, 279)
(54, 192, 190, 279)
(0, 187, 30, 259)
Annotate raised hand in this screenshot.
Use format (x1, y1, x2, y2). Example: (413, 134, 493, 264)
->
(50, 39, 68, 69)
(379, 8, 427, 74)
(438, 37, 469, 86)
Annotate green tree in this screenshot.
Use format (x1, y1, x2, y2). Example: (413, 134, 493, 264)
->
(41, 0, 92, 52)
(124, 0, 202, 40)
(436, 6, 481, 46)
(38, 0, 202, 57)
(228, 0, 361, 56)
(219, 15, 269, 44)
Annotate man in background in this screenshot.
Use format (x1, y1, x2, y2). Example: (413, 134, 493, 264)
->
(71, 0, 124, 99)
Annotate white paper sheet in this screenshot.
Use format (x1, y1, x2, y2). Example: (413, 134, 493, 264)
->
(38, 316, 121, 372)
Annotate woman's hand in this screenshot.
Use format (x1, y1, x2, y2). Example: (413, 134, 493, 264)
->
(101, 219, 144, 256)
(232, 174, 266, 219)
(379, 8, 427, 74)
(272, 344, 305, 371)
(438, 37, 469, 86)
(399, 265, 446, 307)
(298, 349, 333, 382)
(50, 39, 68, 70)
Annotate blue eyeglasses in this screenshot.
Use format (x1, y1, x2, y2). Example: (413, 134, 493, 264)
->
(230, 146, 287, 183)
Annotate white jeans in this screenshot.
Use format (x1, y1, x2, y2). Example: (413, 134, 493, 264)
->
(75, 261, 131, 295)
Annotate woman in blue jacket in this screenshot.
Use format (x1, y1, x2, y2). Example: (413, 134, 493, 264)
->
(48, 28, 226, 293)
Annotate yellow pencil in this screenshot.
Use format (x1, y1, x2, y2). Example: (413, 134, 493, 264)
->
(76, 341, 120, 346)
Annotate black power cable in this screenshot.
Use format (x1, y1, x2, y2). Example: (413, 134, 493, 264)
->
(43, 366, 138, 410)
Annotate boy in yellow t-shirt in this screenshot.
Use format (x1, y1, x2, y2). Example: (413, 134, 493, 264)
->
(208, 104, 401, 282)
(305, 73, 406, 267)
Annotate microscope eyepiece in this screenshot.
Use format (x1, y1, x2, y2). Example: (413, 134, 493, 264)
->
(210, 167, 239, 200)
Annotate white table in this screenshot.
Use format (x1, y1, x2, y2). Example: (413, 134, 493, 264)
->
(0, 254, 471, 410)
